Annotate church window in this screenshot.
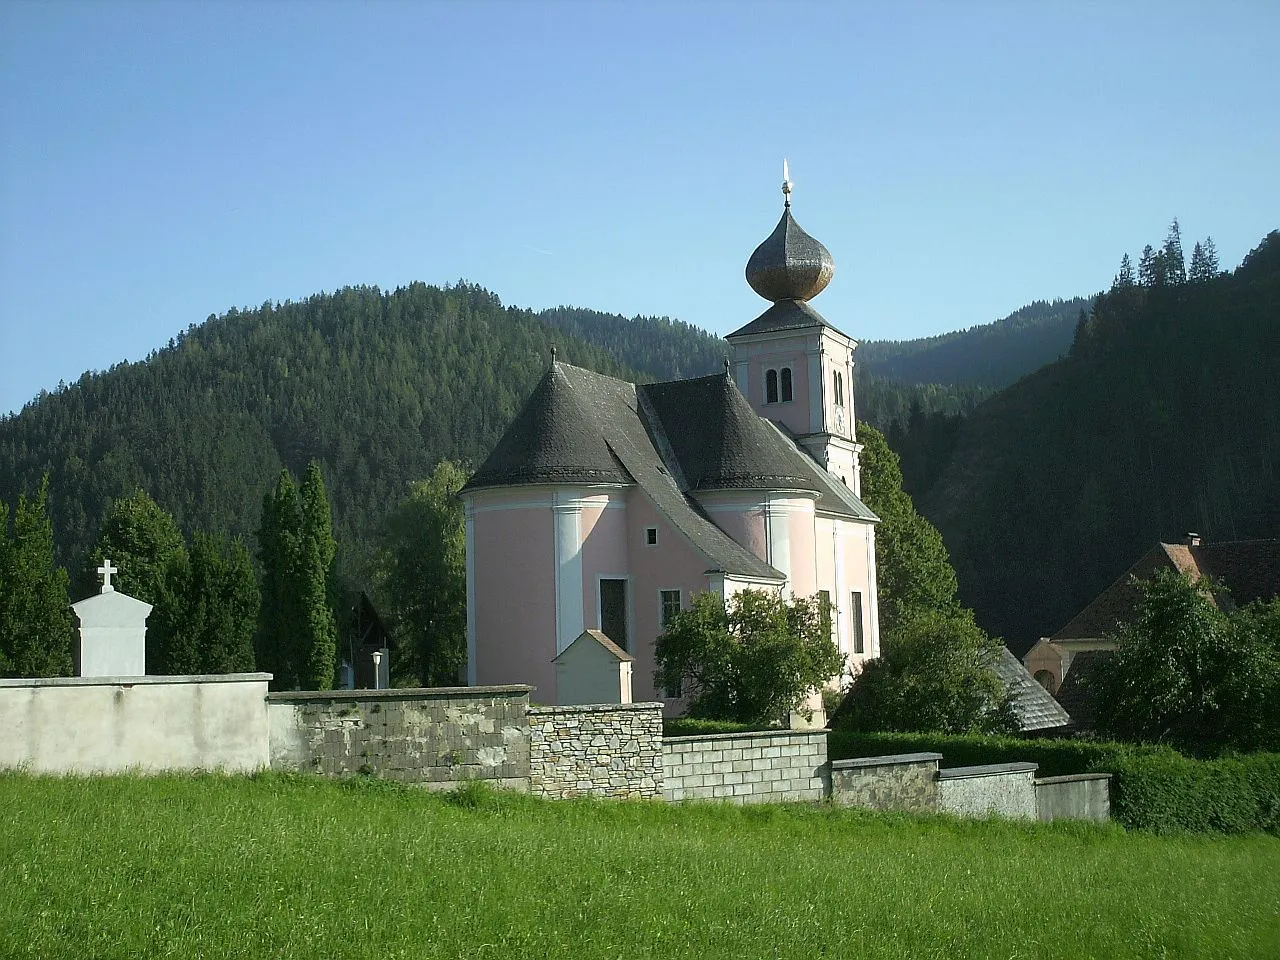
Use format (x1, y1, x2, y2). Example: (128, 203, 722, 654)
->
(818, 589, 833, 641)
(851, 591, 865, 654)
(765, 368, 779, 404)
(780, 367, 793, 402)
(645, 526, 658, 546)
(660, 589, 682, 628)
(833, 370, 844, 407)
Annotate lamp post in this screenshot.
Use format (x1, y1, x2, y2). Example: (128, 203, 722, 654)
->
(371, 650, 383, 691)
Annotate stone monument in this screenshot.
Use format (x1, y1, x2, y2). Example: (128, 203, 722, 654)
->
(72, 560, 152, 677)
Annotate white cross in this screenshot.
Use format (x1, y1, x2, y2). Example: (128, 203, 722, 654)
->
(97, 559, 117, 593)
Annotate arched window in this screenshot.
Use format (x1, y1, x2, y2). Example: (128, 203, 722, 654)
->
(765, 368, 779, 404)
(1034, 670, 1058, 695)
(780, 367, 793, 402)
(833, 370, 844, 407)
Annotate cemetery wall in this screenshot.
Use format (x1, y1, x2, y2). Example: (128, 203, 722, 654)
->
(528, 702, 664, 799)
(662, 729, 828, 803)
(266, 685, 532, 790)
(1035, 772, 1111, 822)
(829, 752, 942, 813)
(0, 674, 270, 774)
(937, 762, 1039, 819)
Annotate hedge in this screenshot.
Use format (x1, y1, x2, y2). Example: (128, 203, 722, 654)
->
(1101, 751, 1280, 835)
(662, 718, 775, 738)
(827, 730, 1280, 834)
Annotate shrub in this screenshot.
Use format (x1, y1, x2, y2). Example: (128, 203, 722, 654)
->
(1100, 751, 1280, 835)
(662, 718, 775, 738)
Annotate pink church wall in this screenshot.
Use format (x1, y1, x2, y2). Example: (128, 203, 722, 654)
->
(469, 492, 557, 700)
(787, 502, 818, 598)
(624, 490, 724, 704)
(579, 494, 628, 633)
(841, 520, 879, 667)
(741, 347, 812, 438)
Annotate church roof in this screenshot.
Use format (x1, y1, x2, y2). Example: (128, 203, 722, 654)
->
(463, 361, 877, 578)
(725, 298, 847, 340)
(745, 205, 835, 303)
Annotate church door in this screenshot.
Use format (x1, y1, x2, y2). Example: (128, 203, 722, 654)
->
(599, 579, 629, 651)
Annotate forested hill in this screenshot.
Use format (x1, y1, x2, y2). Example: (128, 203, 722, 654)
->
(0, 283, 637, 570)
(537, 307, 725, 381)
(915, 231, 1280, 655)
(859, 297, 1094, 389)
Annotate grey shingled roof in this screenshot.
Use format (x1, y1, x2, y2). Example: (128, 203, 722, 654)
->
(744, 206, 835, 303)
(640, 374, 822, 493)
(465, 362, 879, 577)
(725, 298, 846, 340)
(464, 363, 783, 581)
(992, 647, 1071, 732)
(462, 363, 632, 489)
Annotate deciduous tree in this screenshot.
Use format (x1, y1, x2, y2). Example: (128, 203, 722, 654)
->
(374, 460, 469, 686)
(655, 589, 843, 724)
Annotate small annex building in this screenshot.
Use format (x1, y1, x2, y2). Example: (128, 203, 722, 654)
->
(1024, 535, 1280, 727)
(461, 177, 881, 710)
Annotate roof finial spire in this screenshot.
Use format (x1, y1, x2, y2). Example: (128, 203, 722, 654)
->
(782, 158, 793, 208)
(551, 345, 558, 366)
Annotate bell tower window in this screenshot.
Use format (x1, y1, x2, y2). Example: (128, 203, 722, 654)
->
(780, 367, 793, 402)
(765, 367, 793, 405)
(765, 368, 779, 404)
(833, 370, 844, 407)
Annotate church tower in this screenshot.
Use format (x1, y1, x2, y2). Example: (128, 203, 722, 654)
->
(725, 167, 863, 495)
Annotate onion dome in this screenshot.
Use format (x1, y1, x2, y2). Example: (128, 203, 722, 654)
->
(745, 165, 835, 303)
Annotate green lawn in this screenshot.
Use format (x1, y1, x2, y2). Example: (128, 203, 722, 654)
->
(2, 773, 1277, 959)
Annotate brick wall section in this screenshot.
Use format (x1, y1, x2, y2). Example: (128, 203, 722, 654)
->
(830, 752, 942, 813)
(528, 703, 664, 800)
(662, 730, 828, 804)
(267, 685, 532, 790)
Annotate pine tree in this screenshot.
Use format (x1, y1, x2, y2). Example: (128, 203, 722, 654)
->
(0, 477, 74, 677)
(1138, 244, 1161, 286)
(82, 490, 189, 674)
(1202, 236, 1220, 275)
(257, 470, 301, 689)
(1112, 253, 1135, 289)
(183, 532, 259, 674)
(1189, 242, 1210, 282)
(1163, 218, 1186, 284)
(297, 461, 338, 690)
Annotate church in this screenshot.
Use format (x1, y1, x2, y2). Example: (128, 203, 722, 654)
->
(461, 175, 881, 709)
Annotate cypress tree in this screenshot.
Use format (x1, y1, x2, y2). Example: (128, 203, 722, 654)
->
(257, 470, 301, 689)
(297, 461, 337, 690)
(0, 476, 75, 678)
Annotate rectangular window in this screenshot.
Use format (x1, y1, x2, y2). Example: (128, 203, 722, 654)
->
(851, 590, 865, 654)
(645, 526, 658, 546)
(660, 589, 682, 629)
(655, 671, 683, 700)
(600, 579, 628, 651)
(818, 589, 833, 641)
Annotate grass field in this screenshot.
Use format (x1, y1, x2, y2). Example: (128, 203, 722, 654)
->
(2, 773, 1278, 960)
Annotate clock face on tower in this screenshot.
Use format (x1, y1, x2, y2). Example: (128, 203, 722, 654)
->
(833, 405, 847, 435)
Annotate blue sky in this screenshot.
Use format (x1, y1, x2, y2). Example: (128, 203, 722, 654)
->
(1, 0, 1276, 416)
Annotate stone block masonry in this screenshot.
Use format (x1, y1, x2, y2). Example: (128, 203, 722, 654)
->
(830, 752, 942, 813)
(528, 703, 664, 799)
(662, 730, 828, 804)
(268, 685, 532, 790)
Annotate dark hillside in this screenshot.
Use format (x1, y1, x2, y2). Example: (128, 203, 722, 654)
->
(917, 233, 1280, 653)
(0, 283, 635, 573)
(860, 297, 1094, 389)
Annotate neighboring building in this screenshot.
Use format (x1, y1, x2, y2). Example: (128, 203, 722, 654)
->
(1024, 535, 1280, 725)
(991, 647, 1071, 734)
(461, 178, 881, 709)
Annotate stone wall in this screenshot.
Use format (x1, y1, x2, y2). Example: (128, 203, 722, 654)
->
(268, 685, 532, 790)
(0, 674, 271, 775)
(937, 762, 1038, 819)
(662, 730, 828, 804)
(829, 752, 942, 813)
(528, 703, 664, 799)
(1035, 773, 1111, 822)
